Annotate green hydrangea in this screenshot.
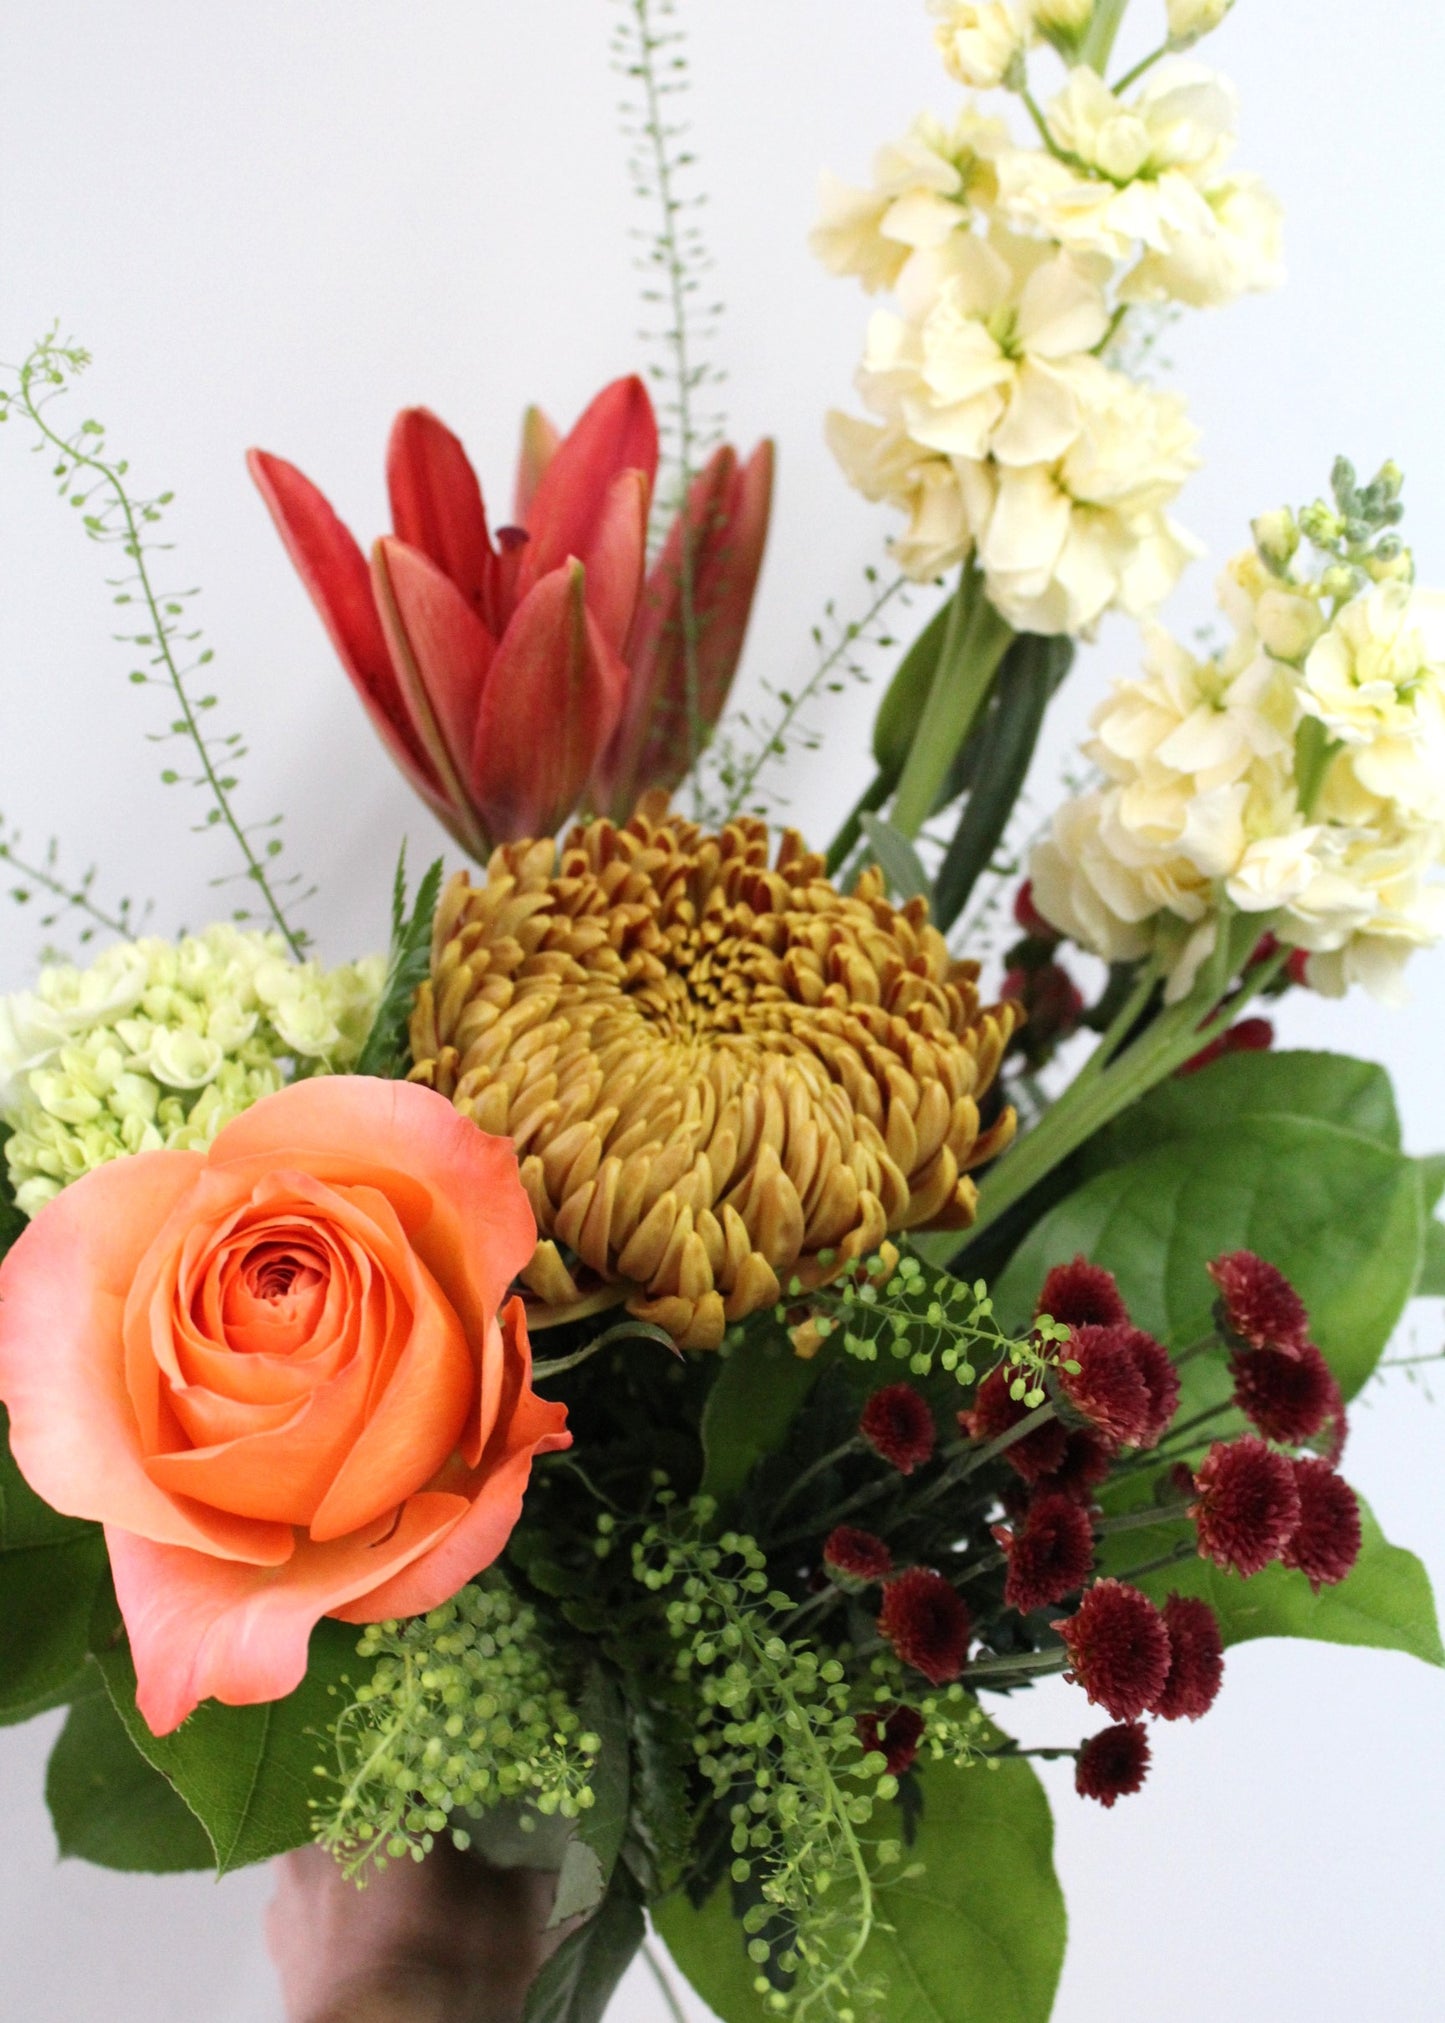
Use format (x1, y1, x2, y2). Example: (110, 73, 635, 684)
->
(0, 925, 385, 1216)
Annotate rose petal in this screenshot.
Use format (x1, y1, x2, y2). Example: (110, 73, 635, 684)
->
(108, 1492, 469, 1734)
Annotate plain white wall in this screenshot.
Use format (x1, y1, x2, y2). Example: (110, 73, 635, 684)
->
(2, 3, 1443, 2018)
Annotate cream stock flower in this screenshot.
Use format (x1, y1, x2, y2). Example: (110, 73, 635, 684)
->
(977, 375, 1200, 632)
(825, 412, 992, 580)
(996, 62, 1281, 310)
(1031, 549, 1445, 1002)
(930, 2, 1026, 90)
(810, 111, 1007, 295)
(1300, 583, 1445, 820)
(1, 927, 384, 1217)
(857, 235, 1111, 467)
(1167, 0, 1234, 43)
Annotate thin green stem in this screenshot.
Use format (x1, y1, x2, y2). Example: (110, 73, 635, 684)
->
(641, 1938, 689, 2023)
(966, 1648, 1067, 1685)
(0, 837, 133, 940)
(1093, 1502, 1191, 1540)
(1110, 1539, 1197, 1585)
(1019, 87, 1068, 159)
(1079, 0, 1131, 73)
(627, 0, 706, 794)
(965, 938, 1288, 1246)
(722, 574, 907, 822)
(1112, 41, 1169, 93)
(767, 1438, 864, 1526)
(13, 353, 305, 955)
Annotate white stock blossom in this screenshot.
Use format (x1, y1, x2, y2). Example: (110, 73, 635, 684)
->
(1030, 547, 1445, 1003)
(930, 2, 1027, 90)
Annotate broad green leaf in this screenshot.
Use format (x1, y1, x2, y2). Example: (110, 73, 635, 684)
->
(859, 813, 933, 905)
(996, 1116, 1423, 1400)
(701, 1328, 824, 1508)
(1417, 1217, 1445, 1298)
(94, 1595, 363, 1875)
(0, 1406, 108, 1718)
(523, 1870, 645, 2023)
(656, 1755, 1065, 2023)
(548, 1666, 631, 1928)
(1083, 1049, 1402, 1171)
(45, 1670, 214, 1872)
(1104, 1496, 1443, 1668)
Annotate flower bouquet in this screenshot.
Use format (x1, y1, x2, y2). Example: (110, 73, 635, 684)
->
(1, 2, 1441, 2019)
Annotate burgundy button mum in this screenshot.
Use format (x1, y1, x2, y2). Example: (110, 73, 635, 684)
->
(1037, 1428, 1115, 1503)
(857, 1704, 925, 1776)
(1177, 1015, 1275, 1077)
(823, 1525, 893, 1585)
(1036, 1257, 1129, 1330)
(1060, 1325, 1153, 1446)
(860, 1383, 937, 1474)
(1056, 1579, 1172, 1723)
(1191, 1437, 1302, 1577)
(959, 1369, 1070, 1483)
(878, 1568, 972, 1685)
(1013, 878, 1059, 941)
(1075, 1722, 1151, 1807)
(1003, 1493, 1095, 1614)
(1232, 1340, 1337, 1445)
(1281, 1458, 1362, 1591)
(1207, 1250, 1310, 1354)
(1125, 1329, 1181, 1448)
(1154, 1594, 1224, 1721)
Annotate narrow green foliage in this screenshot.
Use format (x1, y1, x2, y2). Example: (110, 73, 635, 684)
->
(790, 1250, 1074, 1407)
(611, 0, 723, 789)
(355, 848, 443, 1078)
(314, 1575, 601, 1877)
(0, 813, 151, 957)
(632, 1507, 903, 2020)
(703, 570, 909, 825)
(0, 330, 310, 952)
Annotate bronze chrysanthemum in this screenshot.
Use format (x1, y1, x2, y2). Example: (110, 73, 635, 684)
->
(408, 809, 1019, 1348)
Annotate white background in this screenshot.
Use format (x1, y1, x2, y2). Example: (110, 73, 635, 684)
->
(2, 2, 1444, 2018)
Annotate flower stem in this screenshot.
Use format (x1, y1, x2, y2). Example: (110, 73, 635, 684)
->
(642, 1938, 690, 2023)
(889, 565, 1012, 841)
(1112, 42, 1169, 94)
(1079, 0, 1132, 73)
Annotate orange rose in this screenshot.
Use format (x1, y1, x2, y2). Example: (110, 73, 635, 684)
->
(0, 1077, 567, 1733)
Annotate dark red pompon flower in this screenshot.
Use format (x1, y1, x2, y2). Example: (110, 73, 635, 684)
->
(823, 1525, 893, 1586)
(1281, 1459, 1362, 1591)
(1178, 1015, 1274, 1077)
(1155, 1594, 1224, 1721)
(1036, 1258, 1129, 1330)
(1037, 1427, 1115, 1503)
(861, 1384, 937, 1475)
(1125, 1329, 1181, 1448)
(878, 1568, 972, 1685)
(1059, 1325, 1153, 1446)
(1191, 1437, 1301, 1577)
(1013, 878, 1059, 942)
(1075, 1722, 1151, 1807)
(1232, 1341, 1337, 1445)
(1207, 1251, 1310, 1354)
(857, 1704, 925, 1776)
(1003, 1493, 1095, 1614)
(960, 1369, 1069, 1483)
(1056, 1579, 1172, 1723)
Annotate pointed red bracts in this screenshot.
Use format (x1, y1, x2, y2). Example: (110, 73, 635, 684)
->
(249, 381, 772, 852)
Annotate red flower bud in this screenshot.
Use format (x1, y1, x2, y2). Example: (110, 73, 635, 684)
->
(1002, 1493, 1095, 1614)
(860, 1384, 937, 1475)
(1281, 1459, 1362, 1592)
(1057, 1580, 1172, 1723)
(1035, 1258, 1129, 1330)
(1075, 1722, 1151, 1808)
(857, 1704, 925, 1776)
(1207, 1250, 1310, 1354)
(1191, 1437, 1301, 1577)
(878, 1568, 972, 1685)
(1154, 1595, 1224, 1721)
(823, 1525, 893, 1586)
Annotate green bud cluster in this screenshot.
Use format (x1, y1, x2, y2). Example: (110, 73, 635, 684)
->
(789, 1249, 1073, 1408)
(313, 1575, 599, 1877)
(1287, 455, 1412, 602)
(634, 1506, 899, 2021)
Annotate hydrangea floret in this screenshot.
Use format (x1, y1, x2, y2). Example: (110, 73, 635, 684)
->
(0, 927, 384, 1216)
